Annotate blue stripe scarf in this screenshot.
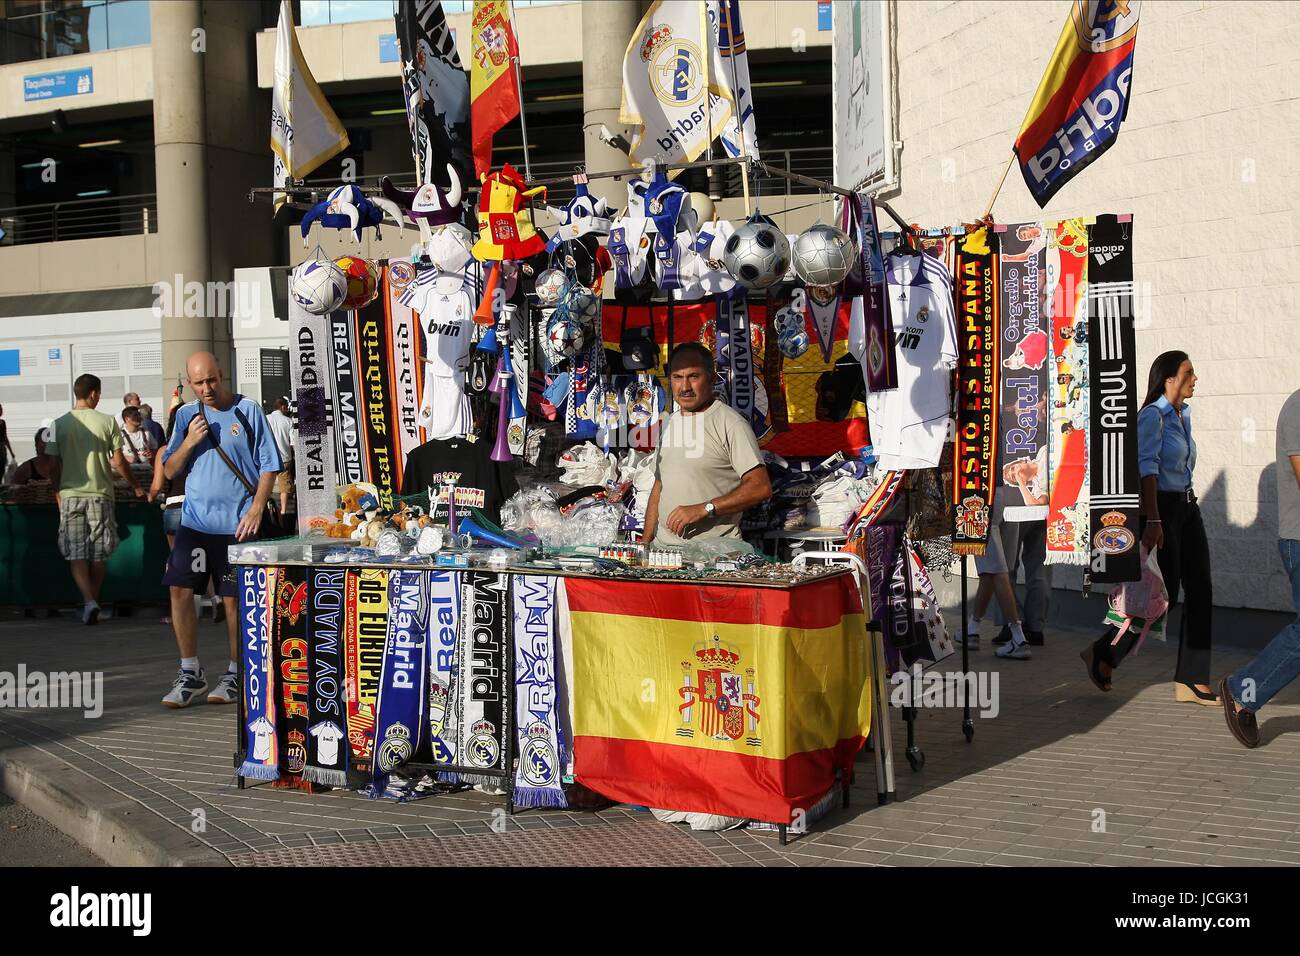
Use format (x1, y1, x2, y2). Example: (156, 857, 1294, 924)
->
(371, 570, 429, 786)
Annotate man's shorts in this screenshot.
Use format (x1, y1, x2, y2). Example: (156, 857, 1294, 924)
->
(162, 525, 238, 597)
(973, 525, 1009, 575)
(58, 496, 118, 562)
(274, 471, 292, 496)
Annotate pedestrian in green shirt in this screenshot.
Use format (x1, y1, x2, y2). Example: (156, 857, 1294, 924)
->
(46, 373, 144, 624)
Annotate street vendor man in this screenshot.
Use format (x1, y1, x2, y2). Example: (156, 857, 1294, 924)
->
(644, 342, 772, 545)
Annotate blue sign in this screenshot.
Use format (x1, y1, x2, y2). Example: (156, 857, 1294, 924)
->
(379, 33, 398, 63)
(0, 349, 19, 377)
(48, 348, 63, 362)
(23, 67, 93, 102)
(817, 1, 832, 31)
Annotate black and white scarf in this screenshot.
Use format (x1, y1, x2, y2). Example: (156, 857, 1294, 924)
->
(448, 571, 512, 786)
(1086, 215, 1141, 583)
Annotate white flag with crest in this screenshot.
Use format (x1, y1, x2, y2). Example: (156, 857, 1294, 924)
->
(271, 0, 349, 215)
(619, 0, 737, 167)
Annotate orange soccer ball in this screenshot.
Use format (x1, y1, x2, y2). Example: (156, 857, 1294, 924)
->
(333, 255, 379, 310)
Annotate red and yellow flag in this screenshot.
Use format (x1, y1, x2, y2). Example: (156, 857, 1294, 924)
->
(470, 0, 521, 178)
(564, 574, 870, 824)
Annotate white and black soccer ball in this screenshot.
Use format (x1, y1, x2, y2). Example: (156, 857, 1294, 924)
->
(546, 315, 587, 357)
(792, 224, 858, 287)
(565, 286, 601, 325)
(534, 269, 567, 306)
(290, 258, 348, 315)
(722, 216, 791, 291)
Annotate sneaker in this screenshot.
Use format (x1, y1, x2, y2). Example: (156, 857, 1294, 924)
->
(162, 668, 208, 709)
(954, 631, 980, 650)
(81, 602, 100, 626)
(1026, 630, 1045, 646)
(991, 625, 1012, 646)
(207, 671, 238, 705)
(995, 640, 1032, 660)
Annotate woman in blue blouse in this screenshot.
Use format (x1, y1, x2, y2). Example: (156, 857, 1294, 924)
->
(1083, 351, 1216, 704)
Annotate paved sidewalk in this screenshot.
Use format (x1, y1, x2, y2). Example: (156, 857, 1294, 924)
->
(3, 608, 1300, 867)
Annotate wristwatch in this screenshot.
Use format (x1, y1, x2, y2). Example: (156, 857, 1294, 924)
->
(704, 501, 716, 517)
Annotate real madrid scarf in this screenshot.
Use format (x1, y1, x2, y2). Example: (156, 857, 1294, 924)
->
(1044, 219, 1092, 566)
(371, 569, 430, 786)
(715, 296, 770, 443)
(271, 564, 312, 789)
(288, 300, 340, 531)
(448, 570, 512, 786)
(304, 567, 349, 786)
(951, 227, 1000, 556)
(345, 569, 389, 776)
(998, 221, 1050, 523)
(356, 297, 398, 508)
(1086, 215, 1141, 583)
(329, 311, 367, 486)
(511, 575, 568, 808)
(847, 194, 896, 393)
(238, 565, 279, 781)
(424, 570, 461, 776)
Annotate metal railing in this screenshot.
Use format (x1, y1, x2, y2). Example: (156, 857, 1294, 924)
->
(0, 193, 157, 246)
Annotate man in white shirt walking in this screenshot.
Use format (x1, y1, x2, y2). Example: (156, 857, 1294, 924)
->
(266, 396, 294, 514)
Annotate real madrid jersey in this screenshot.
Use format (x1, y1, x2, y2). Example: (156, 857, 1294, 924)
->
(864, 252, 958, 471)
(416, 287, 474, 441)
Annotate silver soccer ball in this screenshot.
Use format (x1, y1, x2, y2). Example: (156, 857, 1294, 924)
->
(792, 224, 858, 287)
(722, 216, 791, 291)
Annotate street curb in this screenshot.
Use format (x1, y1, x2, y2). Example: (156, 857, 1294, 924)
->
(0, 748, 230, 868)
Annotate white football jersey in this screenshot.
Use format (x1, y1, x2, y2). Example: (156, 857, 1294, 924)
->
(417, 285, 474, 440)
(864, 252, 958, 471)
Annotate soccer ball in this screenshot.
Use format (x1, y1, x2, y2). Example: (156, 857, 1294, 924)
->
(722, 215, 791, 290)
(773, 305, 806, 337)
(546, 315, 587, 356)
(778, 328, 812, 359)
(290, 258, 347, 315)
(565, 286, 600, 324)
(334, 255, 379, 310)
(792, 224, 858, 287)
(534, 268, 567, 306)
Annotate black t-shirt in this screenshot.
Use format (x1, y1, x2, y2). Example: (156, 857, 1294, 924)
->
(401, 437, 519, 525)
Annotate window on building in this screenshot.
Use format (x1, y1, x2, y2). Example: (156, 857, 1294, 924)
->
(0, 0, 152, 66)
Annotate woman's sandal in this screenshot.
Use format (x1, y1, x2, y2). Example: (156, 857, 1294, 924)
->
(1080, 647, 1112, 692)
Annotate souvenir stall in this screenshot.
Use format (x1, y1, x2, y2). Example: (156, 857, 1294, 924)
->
(237, 0, 1145, 836)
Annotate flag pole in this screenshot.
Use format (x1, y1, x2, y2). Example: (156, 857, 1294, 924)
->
(719, 2, 752, 217)
(982, 150, 1016, 220)
(508, 0, 532, 181)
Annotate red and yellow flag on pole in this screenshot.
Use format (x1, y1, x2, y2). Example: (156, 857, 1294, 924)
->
(470, 0, 521, 178)
(563, 574, 870, 824)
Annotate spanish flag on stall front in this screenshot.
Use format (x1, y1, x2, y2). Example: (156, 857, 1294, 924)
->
(563, 574, 870, 824)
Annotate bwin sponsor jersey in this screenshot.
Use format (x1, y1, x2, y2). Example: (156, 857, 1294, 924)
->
(865, 252, 958, 471)
(417, 286, 474, 441)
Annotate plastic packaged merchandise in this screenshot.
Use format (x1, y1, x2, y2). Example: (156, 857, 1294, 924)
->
(501, 483, 624, 548)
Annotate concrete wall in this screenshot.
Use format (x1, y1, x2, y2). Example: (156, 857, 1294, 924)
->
(0, 45, 152, 120)
(884, 0, 1300, 612)
(0, 233, 160, 294)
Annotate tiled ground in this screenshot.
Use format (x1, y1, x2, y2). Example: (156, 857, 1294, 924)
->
(3, 607, 1300, 866)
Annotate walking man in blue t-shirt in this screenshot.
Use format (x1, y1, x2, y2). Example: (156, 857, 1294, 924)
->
(159, 352, 281, 708)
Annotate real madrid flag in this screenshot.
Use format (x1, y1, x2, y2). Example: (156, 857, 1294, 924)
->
(619, 0, 737, 167)
(271, 0, 349, 216)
